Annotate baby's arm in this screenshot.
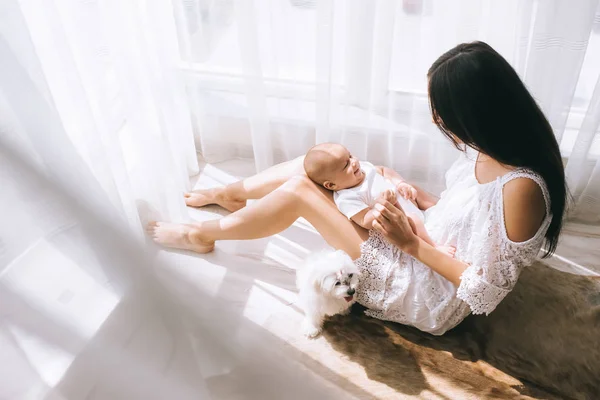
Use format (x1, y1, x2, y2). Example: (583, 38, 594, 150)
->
(350, 208, 377, 230)
(375, 165, 404, 187)
(375, 165, 417, 202)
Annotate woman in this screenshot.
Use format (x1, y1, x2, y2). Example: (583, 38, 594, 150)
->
(148, 41, 568, 335)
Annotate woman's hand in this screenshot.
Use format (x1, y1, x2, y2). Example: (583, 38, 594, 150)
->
(373, 192, 469, 286)
(371, 198, 420, 254)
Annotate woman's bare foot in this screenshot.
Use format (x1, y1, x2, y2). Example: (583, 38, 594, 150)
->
(436, 245, 456, 258)
(146, 221, 215, 253)
(184, 188, 246, 212)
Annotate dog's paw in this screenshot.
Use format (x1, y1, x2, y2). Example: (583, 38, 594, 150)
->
(302, 320, 322, 338)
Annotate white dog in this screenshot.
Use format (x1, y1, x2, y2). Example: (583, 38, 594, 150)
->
(296, 250, 360, 338)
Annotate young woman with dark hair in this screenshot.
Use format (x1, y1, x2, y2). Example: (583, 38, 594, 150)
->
(148, 41, 568, 335)
(427, 41, 567, 255)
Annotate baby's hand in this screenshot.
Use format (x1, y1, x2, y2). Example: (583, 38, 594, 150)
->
(378, 189, 397, 205)
(396, 182, 417, 201)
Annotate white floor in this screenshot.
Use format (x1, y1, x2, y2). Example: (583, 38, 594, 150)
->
(2, 158, 599, 400)
(0, 159, 341, 400)
(543, 232, 600, 276)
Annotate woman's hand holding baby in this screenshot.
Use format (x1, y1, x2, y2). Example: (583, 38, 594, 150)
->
(371, 198, 420, 254)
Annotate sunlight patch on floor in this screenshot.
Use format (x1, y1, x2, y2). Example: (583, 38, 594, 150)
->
(1, 239, 120, 388)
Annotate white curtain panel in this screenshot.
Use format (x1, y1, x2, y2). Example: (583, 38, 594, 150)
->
(1, 0, 198, 234)
(1, 0, 349, 397)
(0, 0, 202, 398)
(1, 141, 341, 399)
(2, 0, 600, 398)
(175, 0, 600, 222)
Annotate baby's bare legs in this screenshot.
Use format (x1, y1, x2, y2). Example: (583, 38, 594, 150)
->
(406, 214, 456, 258)
(185, 156, 305, 211)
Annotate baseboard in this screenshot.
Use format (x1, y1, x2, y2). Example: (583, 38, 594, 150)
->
(562, 222, 600, 238)
(542, 253, 600, 277)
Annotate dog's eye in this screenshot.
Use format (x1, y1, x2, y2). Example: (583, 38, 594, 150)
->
(348, 273, 353, 278)
(335, 281, 341, 286)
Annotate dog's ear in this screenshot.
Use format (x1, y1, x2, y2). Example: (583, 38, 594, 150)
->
(348, 261, 360, 276)
(312, 274, 322, 291)
(313, 273, 328, 291)
(315, 273, 336, 293)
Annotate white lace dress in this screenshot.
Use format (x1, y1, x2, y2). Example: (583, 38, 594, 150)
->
(355, 149, 552, 335)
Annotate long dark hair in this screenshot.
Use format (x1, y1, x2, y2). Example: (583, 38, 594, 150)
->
(427, 41, 568, 256)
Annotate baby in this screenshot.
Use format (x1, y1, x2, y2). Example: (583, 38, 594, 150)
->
(304, 143, 455, 256)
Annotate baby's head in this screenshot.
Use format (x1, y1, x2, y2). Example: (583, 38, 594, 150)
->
(304, 143, 365, 191)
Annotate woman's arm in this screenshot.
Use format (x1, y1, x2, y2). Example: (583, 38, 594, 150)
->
(372, 200, 468, 286)
(405, 238, 467, 286)
(503, 177, 546, 242)
(372, 176, 546, 286)
(376, 166, 439, 210)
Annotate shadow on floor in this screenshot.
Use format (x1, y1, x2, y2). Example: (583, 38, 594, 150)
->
(323, 262, 600, 400)
(164, 191, 600, 398)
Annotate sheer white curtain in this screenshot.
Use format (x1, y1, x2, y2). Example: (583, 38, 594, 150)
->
(1, 0, 198, 232)
(2, 0, 600, 398)
(1, 1, 345, 398)
(1, 0, 196, 398)
(175, 0, 600, 222)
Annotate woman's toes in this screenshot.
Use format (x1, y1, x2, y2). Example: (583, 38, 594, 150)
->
(144, 221, 215, 254)
(184, 192, 211, 207)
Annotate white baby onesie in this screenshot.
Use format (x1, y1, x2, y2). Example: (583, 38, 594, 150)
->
(333, 161, 423, 221)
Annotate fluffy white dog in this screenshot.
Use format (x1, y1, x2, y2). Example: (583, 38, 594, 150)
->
(296, 250, 360, 338)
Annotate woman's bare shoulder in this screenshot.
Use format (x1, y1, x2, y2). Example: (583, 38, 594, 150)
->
(502, 177, 546, 243)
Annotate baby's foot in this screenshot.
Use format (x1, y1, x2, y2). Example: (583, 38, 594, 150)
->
(184, 189, 246, 212)
(146, 221, 215, 253)
(436, 245, 456, 258)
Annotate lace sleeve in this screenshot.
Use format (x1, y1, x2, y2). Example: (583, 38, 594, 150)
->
(456, 261, 516, 315)
(455, 171, 548, 315)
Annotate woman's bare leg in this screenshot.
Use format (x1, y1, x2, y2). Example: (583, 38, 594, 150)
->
(184, 156, 305, 212)
(149, 176, 369, 259)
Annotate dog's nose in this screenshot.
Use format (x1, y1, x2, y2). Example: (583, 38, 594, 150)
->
(347, 288, 355, 296)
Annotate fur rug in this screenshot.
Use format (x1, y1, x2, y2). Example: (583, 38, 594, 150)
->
(318, 261, 600, 399)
